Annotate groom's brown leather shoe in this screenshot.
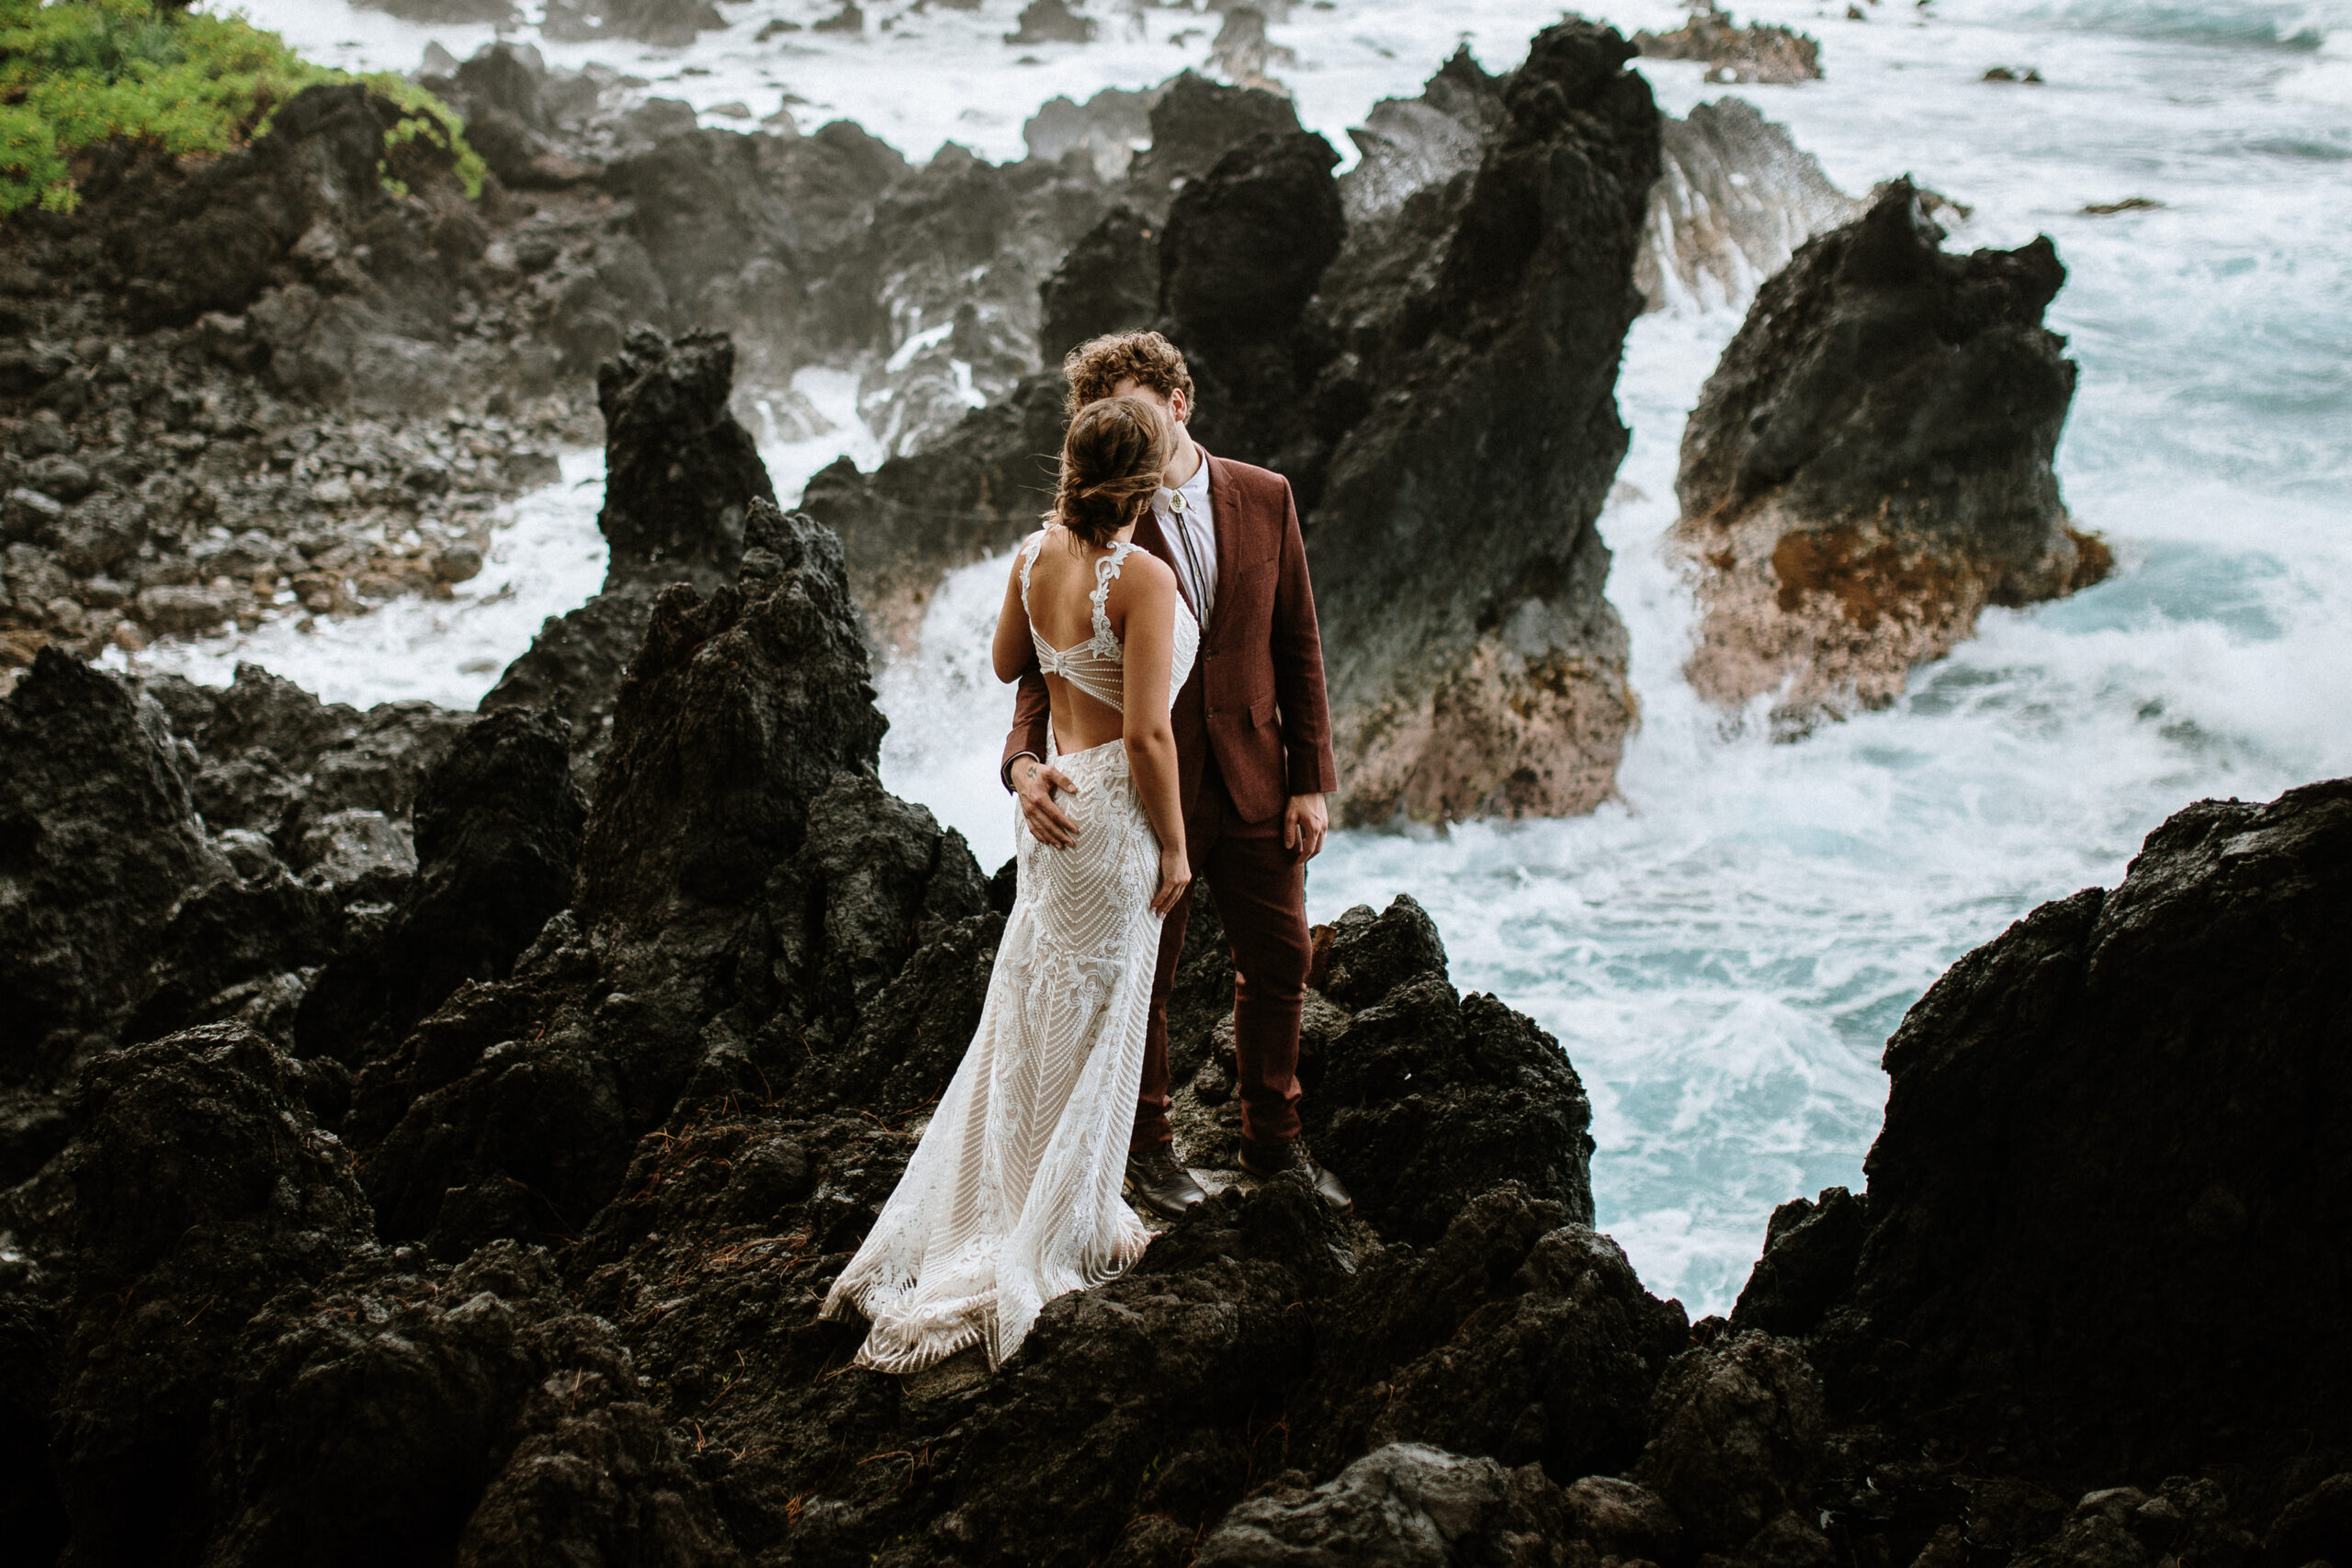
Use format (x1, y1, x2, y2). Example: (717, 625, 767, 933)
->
(1125, 1147, 1209, 1220)
(1237, 1137, 1353, 1213)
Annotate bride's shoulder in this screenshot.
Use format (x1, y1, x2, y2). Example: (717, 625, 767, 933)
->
(1114, 545, 1176, 594)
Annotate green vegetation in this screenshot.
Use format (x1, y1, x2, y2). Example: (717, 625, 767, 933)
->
(0, 0, 481, 217)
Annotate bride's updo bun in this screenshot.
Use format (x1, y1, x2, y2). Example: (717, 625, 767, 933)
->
(1048, 394, 1170, 547)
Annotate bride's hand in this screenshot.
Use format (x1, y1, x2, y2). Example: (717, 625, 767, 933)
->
(1150, 846, 1192, 917)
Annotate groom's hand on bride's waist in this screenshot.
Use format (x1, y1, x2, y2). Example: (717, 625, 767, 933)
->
(1014, 755, 1081, 848)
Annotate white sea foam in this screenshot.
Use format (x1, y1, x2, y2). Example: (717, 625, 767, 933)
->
(188, 0, 2352, 1312)
(759, 365, 887, 500)
(2281, 27, 2352, 104)
(107, 364, 882, 710)
(103, 448, 611, 708)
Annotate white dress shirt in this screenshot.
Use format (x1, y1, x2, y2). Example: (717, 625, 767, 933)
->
(1152, 449, 1216, 630)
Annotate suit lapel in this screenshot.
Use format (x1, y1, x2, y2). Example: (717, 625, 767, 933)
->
(1203, 448, 1245, 650)
(1130, 504, 1198, 624)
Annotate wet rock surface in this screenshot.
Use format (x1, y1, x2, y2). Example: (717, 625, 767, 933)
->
(1639, 98, 1863, 312)
(1673, 182, 2109, 731)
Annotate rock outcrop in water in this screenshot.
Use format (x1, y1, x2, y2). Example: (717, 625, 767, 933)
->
(1634, 2, 1823, 85)
(1683, 775, 2352, 1568)
(483, 328, 772, 775)
(1302, 25, 1657, 823)
(1673, 182, 2110, 731)
(814, 23, 1659, 824)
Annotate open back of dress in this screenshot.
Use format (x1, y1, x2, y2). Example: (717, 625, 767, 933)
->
(1022, 533, 1199, 717)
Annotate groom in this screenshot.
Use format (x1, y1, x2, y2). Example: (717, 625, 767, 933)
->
(1001, 331, 1353, 1219)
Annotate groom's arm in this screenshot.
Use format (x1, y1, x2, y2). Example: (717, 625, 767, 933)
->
(1269, 479, 1339, 797)
(1001, 663, 1051, 793)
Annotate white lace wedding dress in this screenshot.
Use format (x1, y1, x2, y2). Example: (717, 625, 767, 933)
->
(822, 532, 1200, 1373)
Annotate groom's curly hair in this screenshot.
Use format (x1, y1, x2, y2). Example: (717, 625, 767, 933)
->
(1062, 331, 1196, 420)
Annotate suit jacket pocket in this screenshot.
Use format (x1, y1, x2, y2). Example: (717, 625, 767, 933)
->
(1248, 693, 1275, 729)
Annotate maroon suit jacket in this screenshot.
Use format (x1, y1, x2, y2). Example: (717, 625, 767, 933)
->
(1001, 449, 1339, 826)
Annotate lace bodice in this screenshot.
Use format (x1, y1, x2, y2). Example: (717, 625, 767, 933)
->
(1020, 531, 1200, 713)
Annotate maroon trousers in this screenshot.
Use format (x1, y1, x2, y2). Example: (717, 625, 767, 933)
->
(1133, 751, 1312, 1153)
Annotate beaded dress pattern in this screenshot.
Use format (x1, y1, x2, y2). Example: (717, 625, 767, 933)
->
(823, 531, 1199, 1371)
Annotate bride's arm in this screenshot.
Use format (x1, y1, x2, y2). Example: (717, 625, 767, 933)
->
(1117, 558, 1190, 916)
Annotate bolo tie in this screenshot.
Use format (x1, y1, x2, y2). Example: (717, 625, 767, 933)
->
(1169, 490, 1211, 634)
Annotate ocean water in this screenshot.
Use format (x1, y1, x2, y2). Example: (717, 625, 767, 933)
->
(185, 0, 2352, 1312)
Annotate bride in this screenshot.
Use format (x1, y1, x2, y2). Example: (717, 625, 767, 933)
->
(822, 394, 1198, 1373)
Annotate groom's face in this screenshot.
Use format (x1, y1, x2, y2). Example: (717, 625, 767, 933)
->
(1109, 378, 1193, 488)
(1109, 378, 1188, 427)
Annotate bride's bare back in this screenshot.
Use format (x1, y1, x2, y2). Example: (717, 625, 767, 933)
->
(994, 525, 1183, 756)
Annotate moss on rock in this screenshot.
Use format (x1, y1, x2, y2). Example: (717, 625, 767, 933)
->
(0, 0, 481, 216)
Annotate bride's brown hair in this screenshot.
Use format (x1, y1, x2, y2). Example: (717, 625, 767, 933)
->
(1047, 394, 1170, 547)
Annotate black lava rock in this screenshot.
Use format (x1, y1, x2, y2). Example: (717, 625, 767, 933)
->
(0, 646, 228, 1086)
(484, 328, 775, 780)
(208, 1238, 739, 1565)
(1634, 1330, 1828, 1558)
(1126, 72, 1306, 221)
(1728, 1184, 1865, 1337)
(9, 1023, 371, 1561)
(595, 328, 773, 593)
(293, 705, 586, 1065)
(1303, 897, 1597, 1246)
(1039, 204, 1160, 362)
(1809, 778, 2352, 1485)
